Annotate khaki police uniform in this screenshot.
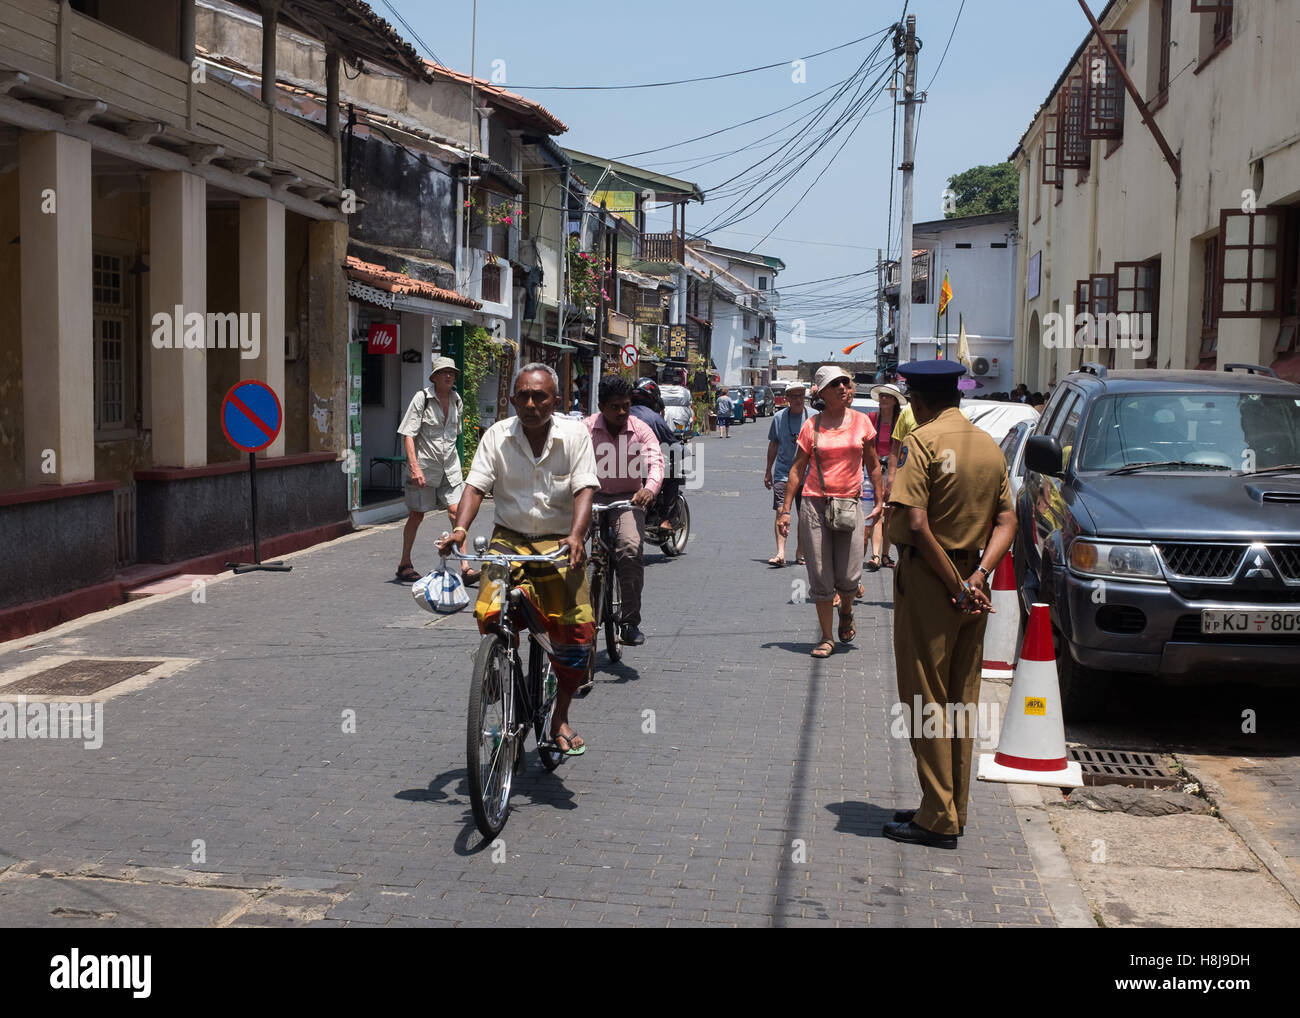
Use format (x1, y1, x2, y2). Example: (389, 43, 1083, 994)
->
(887, 406, 1014, 835)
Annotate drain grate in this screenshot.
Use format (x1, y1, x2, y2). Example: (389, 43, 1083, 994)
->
(1068, 747, 1180, 789)
(2, 659, 164, 697)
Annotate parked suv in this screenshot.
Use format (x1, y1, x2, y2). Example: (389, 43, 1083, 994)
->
(1016, 363, 1300, 720)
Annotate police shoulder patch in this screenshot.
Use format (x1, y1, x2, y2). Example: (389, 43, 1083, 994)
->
(898, 444, 909, 467)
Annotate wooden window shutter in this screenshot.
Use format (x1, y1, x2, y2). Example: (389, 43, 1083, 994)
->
(1057, 75, 1090, 170)
(1083, 31, 1127, 139)
(1041, 112, 1062, 187)
(1217, 208, 1284, 318)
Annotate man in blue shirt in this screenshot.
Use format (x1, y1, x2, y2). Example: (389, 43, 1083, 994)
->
(763, 381, 816, 566)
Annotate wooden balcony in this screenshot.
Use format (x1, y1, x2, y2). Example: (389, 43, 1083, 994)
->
(641, 232, 684, 263)
(0, 0, 339, 187)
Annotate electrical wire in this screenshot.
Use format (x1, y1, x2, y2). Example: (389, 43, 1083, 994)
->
(380, 0, 447, 70)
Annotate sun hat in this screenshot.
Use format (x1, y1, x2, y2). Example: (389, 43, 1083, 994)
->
(429, 355, 459, 381)
(785, 381, 808, 394)
(869, 382, 908, 406)
(813, 363, 852, 391)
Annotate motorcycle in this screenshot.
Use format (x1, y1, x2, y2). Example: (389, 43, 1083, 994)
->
(644, 443, 691, 556)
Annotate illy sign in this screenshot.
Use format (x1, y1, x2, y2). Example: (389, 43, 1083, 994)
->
(367, 322, 398, 355)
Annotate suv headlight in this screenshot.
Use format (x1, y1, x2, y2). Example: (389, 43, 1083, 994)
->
(1069, 540, 1165, 581)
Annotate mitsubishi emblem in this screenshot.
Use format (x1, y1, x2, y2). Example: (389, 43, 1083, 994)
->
(1244, 553, 1274, 580)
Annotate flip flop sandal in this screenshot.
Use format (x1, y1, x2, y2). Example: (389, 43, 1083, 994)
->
(767, 556, 785, 567)
(395, 566, 421, 583)
(554, 731, 587, 756)
(462, 568, 481, 586)
(865, 557, 881, 572)
(839, 614, 856, 643)
(810, 640, 835, 658)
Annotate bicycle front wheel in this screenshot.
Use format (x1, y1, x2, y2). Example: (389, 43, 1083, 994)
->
(467, 633, 515, 838)
(605, 560, 622, 663)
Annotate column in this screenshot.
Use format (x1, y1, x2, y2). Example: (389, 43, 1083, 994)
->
(149, 170, 207, 467)
(306, 217, 348, 453)
(19, 131, 93, 485)
(239, 196, 285, 457)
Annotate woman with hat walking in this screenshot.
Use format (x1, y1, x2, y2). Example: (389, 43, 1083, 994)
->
(777, 364, 884, 657)
(865, 382, 907, 570)
(395, 356, 476, 585)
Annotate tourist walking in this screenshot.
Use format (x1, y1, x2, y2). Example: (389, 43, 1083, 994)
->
(776, 365, 883, 658)
(763, 381, 815, 566)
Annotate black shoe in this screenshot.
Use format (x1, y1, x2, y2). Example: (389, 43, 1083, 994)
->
(619, 624, 645, 646)
(882, 820, 958, 850)
(892, 809, 964, 836)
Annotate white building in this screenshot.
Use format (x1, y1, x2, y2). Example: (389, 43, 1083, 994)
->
(885, 211, 1019, 393)
(686, 241, 783, 386)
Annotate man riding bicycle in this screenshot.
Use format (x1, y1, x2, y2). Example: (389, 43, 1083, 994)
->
(629, 377, 683, 537)
(437, 363, 599, 757)
(584, 376, 663, 647)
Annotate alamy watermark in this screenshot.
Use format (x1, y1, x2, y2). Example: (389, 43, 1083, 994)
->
(889, 695, 1000, 750)
(0, 696, 103, 749)
(151, 305, 261, 360)
(1042, 307, 1152, 360)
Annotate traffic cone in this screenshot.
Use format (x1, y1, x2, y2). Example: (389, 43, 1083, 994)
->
(981, 554, 1018, 680)
(977, 603, 1083, 787)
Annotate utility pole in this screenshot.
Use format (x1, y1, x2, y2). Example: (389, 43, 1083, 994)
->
(897, 15, 920, 358)
(875, 247, 884, 373)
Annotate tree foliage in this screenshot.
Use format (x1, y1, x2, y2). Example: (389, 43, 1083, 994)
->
(945, 162, 1018, 218)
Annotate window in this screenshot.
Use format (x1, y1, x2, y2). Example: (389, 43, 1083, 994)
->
(482, 263, 502, 304)
(92, 252, 131, 435)
(1276, 209, 1300, 357)
(1157, 0, 1172, 99)
(1200, 235, 1219, 360)
(1115, 258, 1161, 364)
(1194, 0, 1233, 66)
(955, 242, 972, 249)
(758, 276, 768, 291)
(1041, 113, 1062, 189)
(991, 242, 1008, 249)
(1057, 74, 1090, 172)
(1075, 278, 1091, 322)
(1083, 30, 1128, 141)
(1217, 208, 1283, 318)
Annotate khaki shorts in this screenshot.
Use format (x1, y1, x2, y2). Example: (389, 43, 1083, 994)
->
(405, 473, 464, 513)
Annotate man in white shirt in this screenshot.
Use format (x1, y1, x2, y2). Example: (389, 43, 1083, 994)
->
(438, 363, 599, 755)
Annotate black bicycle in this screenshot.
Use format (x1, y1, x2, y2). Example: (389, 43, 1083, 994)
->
(587, 499, 633, 666)
(447, 538, 571, 838)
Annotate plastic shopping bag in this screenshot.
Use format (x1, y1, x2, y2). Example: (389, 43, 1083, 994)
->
(412, 560, 470, 614)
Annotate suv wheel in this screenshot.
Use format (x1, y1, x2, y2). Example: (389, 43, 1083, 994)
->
(1054, 628, 1110, 722)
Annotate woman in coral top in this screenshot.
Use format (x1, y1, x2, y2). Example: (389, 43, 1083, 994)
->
(777, 365, 884, 657)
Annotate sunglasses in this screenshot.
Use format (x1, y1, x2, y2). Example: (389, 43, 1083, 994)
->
(823, 377, 852, 389)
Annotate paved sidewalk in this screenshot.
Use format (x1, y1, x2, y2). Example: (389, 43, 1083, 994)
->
(0, 423, 1063, 926)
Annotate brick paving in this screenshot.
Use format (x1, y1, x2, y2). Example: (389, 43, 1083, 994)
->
(0, 420, 1060, 926)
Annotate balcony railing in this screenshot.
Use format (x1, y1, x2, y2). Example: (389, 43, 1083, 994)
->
(641, 232, 685, 263)
(757, 290, 780, 311)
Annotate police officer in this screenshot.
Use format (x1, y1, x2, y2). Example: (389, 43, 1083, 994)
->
(883, 361, 1017, 849)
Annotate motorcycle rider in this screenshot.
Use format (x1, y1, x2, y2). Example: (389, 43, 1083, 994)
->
(631, 378, 682, 536)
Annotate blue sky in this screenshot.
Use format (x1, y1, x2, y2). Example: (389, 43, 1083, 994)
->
(385, 0, 1104, 360)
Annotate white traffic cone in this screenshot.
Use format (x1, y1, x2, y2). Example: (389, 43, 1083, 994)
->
(977, 602, 1083, 787)
(981, 553, 1018, 680)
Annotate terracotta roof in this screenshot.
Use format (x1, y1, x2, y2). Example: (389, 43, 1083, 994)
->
(345, 256, 481, 309)
(425, 62, 567, 135)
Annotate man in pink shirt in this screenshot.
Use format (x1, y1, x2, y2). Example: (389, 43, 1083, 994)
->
(585, 376, 664, 646)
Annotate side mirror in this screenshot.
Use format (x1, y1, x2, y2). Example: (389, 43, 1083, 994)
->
(1025, 434, 1065, 477)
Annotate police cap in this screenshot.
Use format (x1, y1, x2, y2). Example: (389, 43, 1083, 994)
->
(898, 360, 966, 393)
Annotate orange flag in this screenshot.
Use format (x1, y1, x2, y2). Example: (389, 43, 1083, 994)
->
(938, 270, 953, 316)
(842, 340, 867, 355)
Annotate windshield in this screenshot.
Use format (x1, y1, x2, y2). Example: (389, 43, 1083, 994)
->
(1076, 392, 1300, 471)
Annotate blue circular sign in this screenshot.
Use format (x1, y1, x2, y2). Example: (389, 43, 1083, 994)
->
(221, 380, 282, 453)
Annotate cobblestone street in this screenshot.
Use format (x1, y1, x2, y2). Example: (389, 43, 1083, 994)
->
(0, 423, 1066, 927)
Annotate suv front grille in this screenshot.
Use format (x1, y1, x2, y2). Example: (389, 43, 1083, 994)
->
(1157, 543, 1245, 579)
(1273, 546, 1300, 581)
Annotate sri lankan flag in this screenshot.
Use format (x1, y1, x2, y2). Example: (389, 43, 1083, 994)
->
(938, 270, 953, 317)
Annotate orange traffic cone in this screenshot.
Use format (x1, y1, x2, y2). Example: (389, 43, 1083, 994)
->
(977, 602, 1083, 787)
(981, 554, 1018, 680)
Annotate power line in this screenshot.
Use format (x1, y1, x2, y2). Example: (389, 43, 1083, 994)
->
(380, 0, 446, 70)
(924, 0, 966, 91)
(503, 30, 890, 91)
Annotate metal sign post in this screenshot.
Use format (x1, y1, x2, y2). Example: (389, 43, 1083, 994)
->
(221, 380, 292, 574)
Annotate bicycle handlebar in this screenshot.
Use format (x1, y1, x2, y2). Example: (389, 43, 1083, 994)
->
(441, 540, 570, 565)
(591, 500, 635, 513)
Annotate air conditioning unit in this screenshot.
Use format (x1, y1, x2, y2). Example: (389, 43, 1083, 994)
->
(971, 356, 994, 377)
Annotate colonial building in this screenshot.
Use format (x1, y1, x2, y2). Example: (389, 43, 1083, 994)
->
(686, 240, 783, 387)
(1011, 0, 1300, 388)
(0, 0, 427, 636)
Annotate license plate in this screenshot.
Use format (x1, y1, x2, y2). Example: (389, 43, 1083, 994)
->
(1201, 609, 1300, 634)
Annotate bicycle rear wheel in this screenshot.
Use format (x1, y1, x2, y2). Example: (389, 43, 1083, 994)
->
(467, 633, 515, 838)
(661, 495, 691, 556)
(605, 560, 622, 663)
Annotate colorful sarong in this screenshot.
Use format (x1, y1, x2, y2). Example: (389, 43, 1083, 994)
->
(473, 527, 595, 692)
